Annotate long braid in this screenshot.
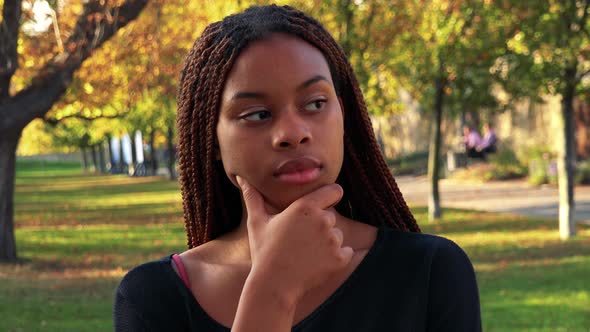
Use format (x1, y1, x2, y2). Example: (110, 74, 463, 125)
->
(177, 42, 199, 247)
(177, 4, 420, 248)
(178, 25, 223, 246)
(204, 45, 232, 241)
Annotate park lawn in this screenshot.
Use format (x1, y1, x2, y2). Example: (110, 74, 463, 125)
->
(1, 160, 589, 331)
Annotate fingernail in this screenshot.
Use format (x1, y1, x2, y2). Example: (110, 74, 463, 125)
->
(236, 175, 243, 187)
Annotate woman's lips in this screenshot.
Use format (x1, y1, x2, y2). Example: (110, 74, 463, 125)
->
(276, 167, 321, 184)
(274, 157, 322, 185)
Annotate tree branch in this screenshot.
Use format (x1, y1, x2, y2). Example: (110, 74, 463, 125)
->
(44, 110, 128, 126)
(0, 0, 150, 133)
(37, 0, 150, 84)
(576, 67, 590, 82)
(358, 2, 376, 55)
(0, 0, 22, 102)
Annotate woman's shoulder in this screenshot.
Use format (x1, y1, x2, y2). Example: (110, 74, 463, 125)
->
(118, 256, 171, 283)
(377, 227, 473, 269)
(380, 227, 462, 249)
(116, 255, 183, 305)
(114, 256, 198, 330)
(378, 229, 481, 330)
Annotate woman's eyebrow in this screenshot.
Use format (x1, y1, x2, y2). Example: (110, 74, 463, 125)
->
(230, 75, 329, 101)
(296, 75, 329, 92)
(231, 91, 266, 101)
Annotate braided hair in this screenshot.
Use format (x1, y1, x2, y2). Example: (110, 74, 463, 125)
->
(177, 4, 420, 248)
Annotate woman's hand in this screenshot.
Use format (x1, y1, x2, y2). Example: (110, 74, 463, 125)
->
(237, 176, 354, 307)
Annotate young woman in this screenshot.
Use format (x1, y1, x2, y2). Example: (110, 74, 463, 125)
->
(114, 5, 481, 331)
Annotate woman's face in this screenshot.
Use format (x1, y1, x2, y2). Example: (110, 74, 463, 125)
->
(216, 33, 344, 213)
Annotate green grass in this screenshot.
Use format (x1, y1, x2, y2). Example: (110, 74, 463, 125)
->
(16, 159, 83, 177)
(2, 161, 590, 331)
(3, 162, 186, 332)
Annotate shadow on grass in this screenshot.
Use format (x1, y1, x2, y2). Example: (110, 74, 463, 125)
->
(15, 174, 179, 197)
(411, 206, 552, 233)
(15, 172, 183, 226)
(12, 223, 187, 270)
(15, 202, 183, 226)
(462, 238, 590, 264)
(412, 206, 590, 263)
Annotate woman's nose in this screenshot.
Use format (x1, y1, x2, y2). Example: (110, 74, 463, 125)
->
(271, 111, 311, 149)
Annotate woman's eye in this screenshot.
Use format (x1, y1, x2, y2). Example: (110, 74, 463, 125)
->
(304, 99, 326, 111)
(243, 110, 271, 122)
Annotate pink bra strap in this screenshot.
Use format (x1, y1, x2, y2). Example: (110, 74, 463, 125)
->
(171, 254, 191, 289)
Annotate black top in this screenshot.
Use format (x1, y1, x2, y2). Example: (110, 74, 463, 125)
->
(114, 227, 482, 331)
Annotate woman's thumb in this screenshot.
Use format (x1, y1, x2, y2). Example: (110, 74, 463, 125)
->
(236, 176, 266, 223)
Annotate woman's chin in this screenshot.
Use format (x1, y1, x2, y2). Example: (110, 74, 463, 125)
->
(261, 184, 327, 214)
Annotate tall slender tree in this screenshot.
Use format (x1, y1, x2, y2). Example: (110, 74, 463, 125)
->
(393, 0, 509, 221)
(500, 0, 590, 239)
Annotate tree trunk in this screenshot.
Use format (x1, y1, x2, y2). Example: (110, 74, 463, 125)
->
(98, 142, 107, 173)
(167, 126, 176, 180)
(0, 0, 21, 101)
(459, 108, 466, 136)
(558, 72, 576, 239)
(472, 111, 480, 131)
(91, 145, 98, 173)
(130, 131, 138, 166)
(149, 129, 158, 175)
(428, 75, 445, 221)
(574, 100, 590, 159)
(0, 132, 20, 262)
(119, 136, 126, 173)
(106, 134, 114, 171)
(81, 147, 89, 171)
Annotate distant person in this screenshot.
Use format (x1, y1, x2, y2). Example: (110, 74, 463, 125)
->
(476, 123, 497, 157)
(463, 125, 483, 159)
(114, 5, 481, 331)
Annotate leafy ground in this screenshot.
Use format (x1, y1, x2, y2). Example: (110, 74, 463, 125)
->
(2, 160, 589, 331)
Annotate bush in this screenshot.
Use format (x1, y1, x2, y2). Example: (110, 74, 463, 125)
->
(388, 150, 429, 176)
(527, 158, 590, 186)
(449, 147, 527, 182)
(523, 145, 557, 163)
(525, 146, 557, 186)
(486, 148, 528, 180)
(488, 147, 520, 166)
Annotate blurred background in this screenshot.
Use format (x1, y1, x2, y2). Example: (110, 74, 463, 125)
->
(1, 0, 589, 331)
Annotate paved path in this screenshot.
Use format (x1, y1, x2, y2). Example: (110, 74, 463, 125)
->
(395, 175, 590, 223)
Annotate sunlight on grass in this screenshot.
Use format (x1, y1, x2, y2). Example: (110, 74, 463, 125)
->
(449, 229, 561, 246)
(10, 223, 187, 271)
(83, 191, 182, 207)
